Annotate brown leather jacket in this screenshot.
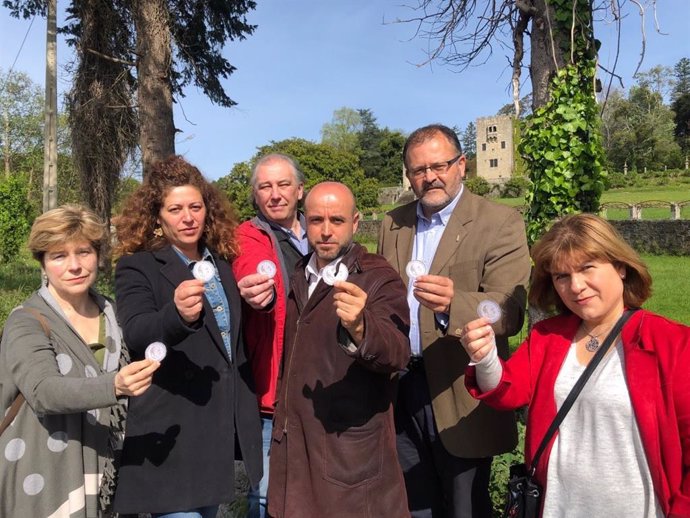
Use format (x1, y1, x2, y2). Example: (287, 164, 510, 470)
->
(267, 243, 411, 518)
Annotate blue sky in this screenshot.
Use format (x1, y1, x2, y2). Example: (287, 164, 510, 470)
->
(2, 0, 689, 180)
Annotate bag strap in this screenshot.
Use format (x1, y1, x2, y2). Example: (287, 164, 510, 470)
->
(0, 393, 25, 436)
(529, 309, 638, 473)
(0, 307, 52, 437)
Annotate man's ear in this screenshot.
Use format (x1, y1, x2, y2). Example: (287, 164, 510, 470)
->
(353, 211, 360, 233)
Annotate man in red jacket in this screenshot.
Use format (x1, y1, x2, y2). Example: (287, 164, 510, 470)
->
(232, 153, 309, 518)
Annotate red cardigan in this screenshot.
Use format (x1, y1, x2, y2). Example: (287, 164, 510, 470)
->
(466, 310, 690, 517)
(232, 219, 288, 414)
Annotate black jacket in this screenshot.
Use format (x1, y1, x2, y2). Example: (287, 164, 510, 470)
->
(113, 245, 262, 514)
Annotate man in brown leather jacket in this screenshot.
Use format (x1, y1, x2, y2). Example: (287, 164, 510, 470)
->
(267, 182, 411, 518)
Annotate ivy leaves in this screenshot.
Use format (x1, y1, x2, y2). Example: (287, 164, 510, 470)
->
(520, 63, 606, 244)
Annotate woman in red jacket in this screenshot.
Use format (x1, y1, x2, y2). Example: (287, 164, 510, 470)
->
(460, 213, 690, 518)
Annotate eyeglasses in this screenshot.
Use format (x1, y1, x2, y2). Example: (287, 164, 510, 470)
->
(407, 154, 462, 178)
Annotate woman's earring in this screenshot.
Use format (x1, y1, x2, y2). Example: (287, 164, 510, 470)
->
(42, 272, 48, 286)
(153, 226, 163, 238)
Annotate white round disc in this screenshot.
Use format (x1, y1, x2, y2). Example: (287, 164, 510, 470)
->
(322, 263, 348, 286)
(257, 260, 277, 278)
(406, 260, 427, 279)
(192, 261, 215, 282)
(477, 300, 502, 324)
(145, 341, 167, 362)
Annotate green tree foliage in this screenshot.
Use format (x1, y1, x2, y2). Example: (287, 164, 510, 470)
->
(0, 69, 43, 176)
(320, 107, 362, 154)
(461, 122, 476, 159)
(635, 65, 674, 100)
(4, 0, 256, 109)
(218, 138, 380, 220)
(601, 82, 682, 172)
(0, 69, 82, 211)
(215, 161, 254, 221)
(463, 176, 490, 196)
(672, 94, 690, 153)
(672, 58, 690, 100)
(320, 107, 406, 187)
(357, 109, 405, 186)
(0, 173, 34, 261)
(496, 94, 532, 119)
(672, 58, 690, 153)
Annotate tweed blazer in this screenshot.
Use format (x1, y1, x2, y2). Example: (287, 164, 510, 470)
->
(112, 245, 262, 514)
(377, 189, 531, 457)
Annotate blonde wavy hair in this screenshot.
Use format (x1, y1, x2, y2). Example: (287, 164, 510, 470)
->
(28, 204, 106, 264)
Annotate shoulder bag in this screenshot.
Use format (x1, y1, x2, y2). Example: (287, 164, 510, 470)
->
(0, 307, 51, 436)
(502, 309, 637, 518)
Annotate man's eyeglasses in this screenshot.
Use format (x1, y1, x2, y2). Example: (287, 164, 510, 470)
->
(407, 154, 462, 178)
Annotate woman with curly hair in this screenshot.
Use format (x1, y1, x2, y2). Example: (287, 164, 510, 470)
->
(112, 156, 262, 518)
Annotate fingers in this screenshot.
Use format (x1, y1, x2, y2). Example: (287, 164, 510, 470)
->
(238, 273, 275, 309)
(413, 274, 453, 313)
(332, 281, 366, 335)
(458, 318, 495, 363)
(332, 282, 366, 318)
(174, 279, 205, 323)
(115, 359, 160, 397)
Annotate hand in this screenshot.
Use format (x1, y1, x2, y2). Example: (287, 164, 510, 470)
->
(237, 272, 275, 309)
(174, 279, 206, 323)
(332, 280, 367, 344)
(413, 274, 454, 314)
(459, 317, 496, 363)
(114, 359, 160, 396)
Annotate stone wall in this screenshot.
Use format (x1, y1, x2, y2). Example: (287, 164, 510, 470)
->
(357, 219, 690, 255)
(611, 220, 690, 255)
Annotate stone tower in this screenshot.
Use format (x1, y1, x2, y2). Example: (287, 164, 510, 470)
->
(476, 115, 514, 183)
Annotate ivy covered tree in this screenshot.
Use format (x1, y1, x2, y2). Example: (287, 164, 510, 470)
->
(396, 0, 664, 242)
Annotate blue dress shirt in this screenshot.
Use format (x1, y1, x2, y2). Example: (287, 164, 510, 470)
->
(408, 187, 463, 356)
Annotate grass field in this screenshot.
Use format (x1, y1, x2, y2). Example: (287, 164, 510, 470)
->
(495, 186, 690, 219)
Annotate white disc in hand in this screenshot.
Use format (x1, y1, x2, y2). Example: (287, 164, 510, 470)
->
(257, 260, 277, 278)
(145, 341, 167, 362)
(406, 260, 427, 279)
(192, 260, 215, 282)
(477, 300, 502, 324)
(322, 263, 349, 285)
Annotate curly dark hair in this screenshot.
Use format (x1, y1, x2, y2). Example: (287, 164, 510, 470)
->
(114, 155, 239, 260)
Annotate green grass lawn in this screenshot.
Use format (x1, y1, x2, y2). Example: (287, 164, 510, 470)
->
(495, 185, 690, 219)
(642, 254, 690, 325)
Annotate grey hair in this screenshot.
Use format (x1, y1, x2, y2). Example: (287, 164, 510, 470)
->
(250, 153, 305, 188)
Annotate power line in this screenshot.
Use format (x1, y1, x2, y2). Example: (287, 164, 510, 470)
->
(2, 15, 36, 91)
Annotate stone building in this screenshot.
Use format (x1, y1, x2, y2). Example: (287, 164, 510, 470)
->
(476, 115, 514, 183)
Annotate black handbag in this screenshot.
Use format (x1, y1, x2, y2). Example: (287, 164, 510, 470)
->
(502, 310, 637, 518)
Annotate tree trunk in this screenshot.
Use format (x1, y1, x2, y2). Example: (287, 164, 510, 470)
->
(3, 108, 9, 177)
(135, 0, 175, 178)
(529, 0, 566, 110)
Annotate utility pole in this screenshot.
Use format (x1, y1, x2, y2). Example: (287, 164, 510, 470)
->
(43, 0, 58, 211)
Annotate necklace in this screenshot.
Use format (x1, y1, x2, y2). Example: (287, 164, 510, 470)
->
(582, 321, 614, 352)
